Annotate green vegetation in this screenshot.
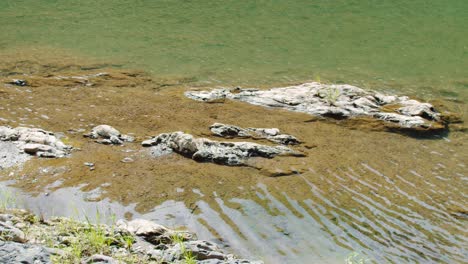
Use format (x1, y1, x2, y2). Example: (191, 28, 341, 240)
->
(0, 202, 206, 264)
(0, 188, 19, 210)
(48, 218, 121, 263)
(319, 87, 341, 105)
(170, 233, 197, 264)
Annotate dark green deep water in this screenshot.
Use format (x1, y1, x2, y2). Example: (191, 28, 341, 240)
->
(1, 0, 467, 95)
(1, 1, 468, 263)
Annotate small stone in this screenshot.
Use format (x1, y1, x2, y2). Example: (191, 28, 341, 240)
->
(84, 125, 133, 145)
(10, 79, 28, 86)
(82, 254, 123, 264)
(84, 162, 95, 167)
(121, 157, 134, 163)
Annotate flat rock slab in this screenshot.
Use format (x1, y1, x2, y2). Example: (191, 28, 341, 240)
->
(142, 131, 304, 166)
(185, 82, 445, 131)
(0, 241, 51, 264)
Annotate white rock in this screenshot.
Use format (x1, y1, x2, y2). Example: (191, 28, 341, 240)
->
(142, 131, 304, 166)
(186, 82, 442, 130)
(84, 125, 133, 145)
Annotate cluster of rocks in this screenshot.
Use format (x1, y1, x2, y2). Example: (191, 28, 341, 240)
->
(0, 209, 262, 264)
(185, 82, 445, 130)
(0, 126, 72, 159)
(84, 125, 134, 145)
(117, 219, 261, 263)
(0, 122, 304, 168)
(210, 123, 300, 145)
(142, 131, 304, 166)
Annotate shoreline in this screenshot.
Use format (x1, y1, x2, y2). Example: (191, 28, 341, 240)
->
(0, 207, 262, 263)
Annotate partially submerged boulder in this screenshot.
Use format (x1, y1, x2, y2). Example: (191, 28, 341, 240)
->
(210, 123, 301, 145)
(0, 126, 72, 159)
(185, 82, 445, 131)
(84, 125, 134, 145)
(142, 131, 304, 166)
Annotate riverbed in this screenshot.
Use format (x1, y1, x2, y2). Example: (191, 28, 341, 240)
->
(0, 1, 467, 263)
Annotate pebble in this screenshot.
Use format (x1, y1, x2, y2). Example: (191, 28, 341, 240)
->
(121, 157, 134, 163)
(10, 79, 28, 86)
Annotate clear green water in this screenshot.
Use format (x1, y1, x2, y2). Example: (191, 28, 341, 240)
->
(1, 0, 467, 94)
(1, 1, 468, 263)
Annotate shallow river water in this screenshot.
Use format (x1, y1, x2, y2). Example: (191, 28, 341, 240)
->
(0, 1, 467, 263)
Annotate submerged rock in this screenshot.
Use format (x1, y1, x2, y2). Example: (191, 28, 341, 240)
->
(210, 123, 300, 145)
(142, 131, 304, 166)
(0, 126, 72, 160)
(185, 82, 445, 130)
(84, 125, 134, 145)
